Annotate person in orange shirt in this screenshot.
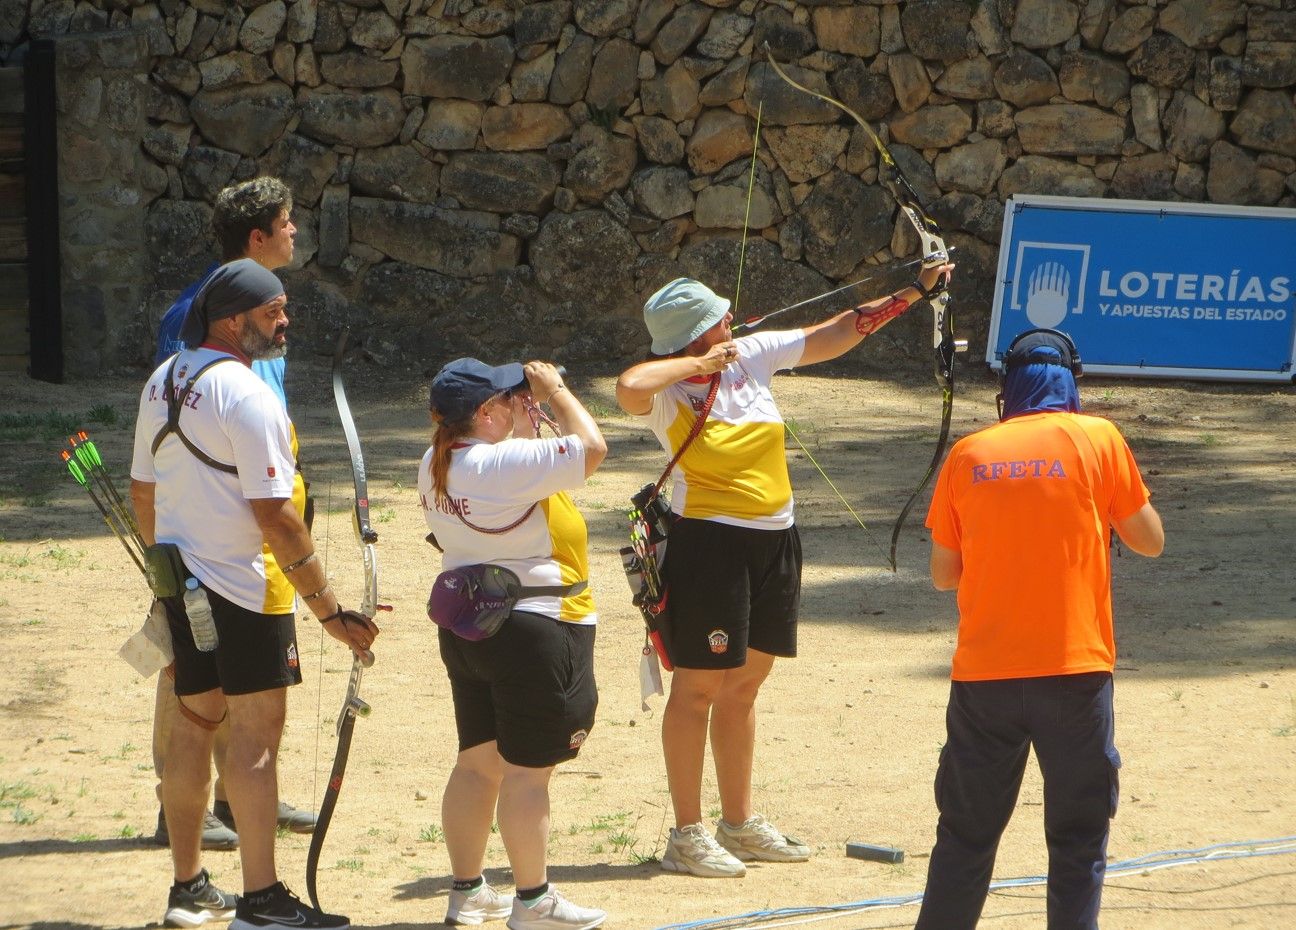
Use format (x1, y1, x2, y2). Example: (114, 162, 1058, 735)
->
(915, 328, 1164, 930)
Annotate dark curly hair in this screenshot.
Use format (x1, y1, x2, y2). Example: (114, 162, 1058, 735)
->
(211, 177, 293, 261)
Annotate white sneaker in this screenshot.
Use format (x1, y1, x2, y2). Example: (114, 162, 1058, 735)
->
(661, 822, 746, 877)
(715, 813, 811, 862)
(446, 882, 512, 925)
(506, 888, 605, 930)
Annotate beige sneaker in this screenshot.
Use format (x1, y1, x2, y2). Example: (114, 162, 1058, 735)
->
(505, 888, 604, 930)
(661, 822, 747, 877)
(446, 881, 512, 925)
(715, 814, 812, 862)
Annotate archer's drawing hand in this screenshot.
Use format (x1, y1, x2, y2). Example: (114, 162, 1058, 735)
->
(698, 341, 739, 374)
(524, 361, 565, 402)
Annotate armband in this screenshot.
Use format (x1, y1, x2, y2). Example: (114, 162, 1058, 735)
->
(283, 552, 317, 573)
(302, 584, 331, 602)
(854, 295, 911, 336)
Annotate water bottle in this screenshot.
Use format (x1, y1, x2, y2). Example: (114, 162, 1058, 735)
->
(183, 577, 219, 652)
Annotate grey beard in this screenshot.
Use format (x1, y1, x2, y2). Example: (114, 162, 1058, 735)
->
(240, 323, 287, 361)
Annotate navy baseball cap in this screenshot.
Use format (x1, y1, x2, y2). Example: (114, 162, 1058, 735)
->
(429, 358, 525, 421)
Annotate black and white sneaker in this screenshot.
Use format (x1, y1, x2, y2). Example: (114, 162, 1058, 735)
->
(163, 869, 238, 928)
(228, 882, 349, 930)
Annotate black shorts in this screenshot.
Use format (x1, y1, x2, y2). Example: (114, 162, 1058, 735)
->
(165, 584, 303, 697)
(662, 518, 802, 669)
(439, 611, 598, 768)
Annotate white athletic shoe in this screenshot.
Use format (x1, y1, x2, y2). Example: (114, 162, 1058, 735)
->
(446, 882, 512, 925)
(505, 888, 605, 930)
(715, 814, 811, 862)
(661, 822, 747, 877)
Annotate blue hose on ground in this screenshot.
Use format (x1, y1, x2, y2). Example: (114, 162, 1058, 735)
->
(654, 835, 1296, 930)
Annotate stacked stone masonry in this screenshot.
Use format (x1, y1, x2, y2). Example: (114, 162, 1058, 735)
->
(2, 0, 1293, 374)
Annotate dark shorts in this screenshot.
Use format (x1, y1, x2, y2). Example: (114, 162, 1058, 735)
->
(165, 584, 302, 697)
(662, 518, 802, 669)
(439, 611, 598, 768)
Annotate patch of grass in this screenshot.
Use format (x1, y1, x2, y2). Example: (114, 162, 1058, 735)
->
(582, 399, 621, 420)
(42, 545, 84, 569)
(1167, 687, 1183, 702)
(72, 832, 96, 842)
(335, 858, 363, 871)
(0, 550, 32, 569)
(87, 404, 120, 425)
(375, 506, 397, 524)
(608, 830, 635, 853)
(119, 824, 138, 838)
(11, 803, 39, 824)
(418, 823, 444, 843)
(0, 410, 82, 441)
(784, 418, 821, 450)
(1273, 696, 1296, 737)
(0, 782, 38, 804)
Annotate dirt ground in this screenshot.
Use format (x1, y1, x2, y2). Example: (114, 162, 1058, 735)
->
(1, 356, 1293, 930)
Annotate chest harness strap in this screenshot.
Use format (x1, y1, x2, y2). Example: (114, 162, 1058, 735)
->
(150, 356, 239, 474)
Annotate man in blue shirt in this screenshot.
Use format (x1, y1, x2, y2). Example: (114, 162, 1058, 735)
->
(152, 177, 317, 851)
(154, 177, 296, 406)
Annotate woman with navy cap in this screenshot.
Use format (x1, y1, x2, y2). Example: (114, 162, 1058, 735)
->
(417, 358, 607, 930)
(616, 266, 951, 878)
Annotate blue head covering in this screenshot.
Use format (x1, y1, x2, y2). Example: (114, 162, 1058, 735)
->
(999, 330, 1081, 419)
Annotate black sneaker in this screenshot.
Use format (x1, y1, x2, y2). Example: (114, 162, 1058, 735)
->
(163, 869, 238, 928)
(213, 799, 318, 835)
(228, 882, 348, 930)
(156, 806, 240, 851)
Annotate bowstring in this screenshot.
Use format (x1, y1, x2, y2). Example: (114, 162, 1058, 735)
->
(312, 472, 333, 817)
(784, 420, 893, 568)
(732, 99, 763, 318)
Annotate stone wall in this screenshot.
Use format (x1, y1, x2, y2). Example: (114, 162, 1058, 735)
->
(2, 0, 1294, 376)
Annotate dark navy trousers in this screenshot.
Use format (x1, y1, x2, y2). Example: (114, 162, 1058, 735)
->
(914, 672, 1119, 930)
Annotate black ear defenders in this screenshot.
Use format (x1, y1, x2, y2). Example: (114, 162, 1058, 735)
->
(1002, 327, 1083, 378)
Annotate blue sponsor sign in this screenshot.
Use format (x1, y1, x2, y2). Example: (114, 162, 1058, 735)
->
(987, 195, 1296, 382)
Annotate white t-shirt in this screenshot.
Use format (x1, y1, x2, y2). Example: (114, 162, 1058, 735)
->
(417, 434, 596, 624)
(131, 348, 297, 613)
(640, 328, 805, 530)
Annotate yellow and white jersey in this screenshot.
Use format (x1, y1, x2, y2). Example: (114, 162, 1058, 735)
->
(642, 329, 805, 530)
(417, 435, 596, 624)
(130, 348, 302, 615)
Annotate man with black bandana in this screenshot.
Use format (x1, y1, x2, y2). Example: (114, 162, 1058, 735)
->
(150, 177, 317, 853)
(914, 328, 1164, 930)
(131, 259, 380, 930)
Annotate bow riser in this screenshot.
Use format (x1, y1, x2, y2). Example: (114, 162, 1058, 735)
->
(763, 45, 966, 570)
